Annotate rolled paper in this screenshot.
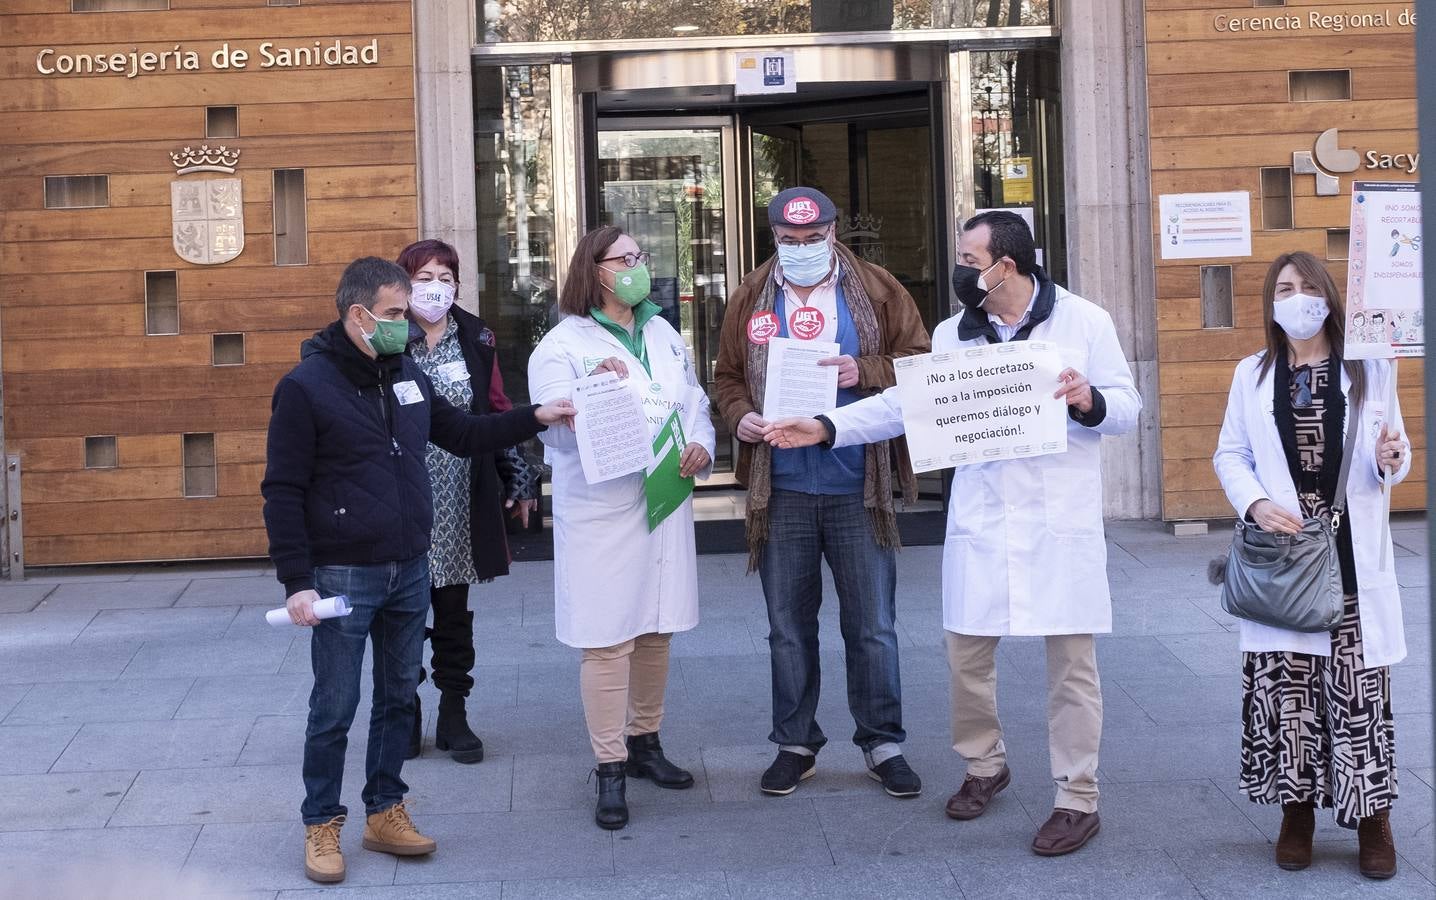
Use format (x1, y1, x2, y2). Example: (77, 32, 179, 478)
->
(265, 594, 352, 627)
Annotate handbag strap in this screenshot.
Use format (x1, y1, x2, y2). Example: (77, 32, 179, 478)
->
(1330, 407, 1361, 524)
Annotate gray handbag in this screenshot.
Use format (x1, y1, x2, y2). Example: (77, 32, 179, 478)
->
(1218, 421, 1358, 633)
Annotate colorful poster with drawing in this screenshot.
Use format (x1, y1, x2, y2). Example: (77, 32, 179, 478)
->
(1345, 181, 1423, 360)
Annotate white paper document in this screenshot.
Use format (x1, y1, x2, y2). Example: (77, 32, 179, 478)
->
(895, 341, 1068, 473)
(762, 337, 840, 420)
(266, 595, 352, 627)
(572, 372, 652, 484)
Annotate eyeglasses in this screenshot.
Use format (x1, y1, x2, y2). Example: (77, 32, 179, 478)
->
(599, 251, 650, 269)
(1293, 366, 1312, 409)
(775, 229, 832, 247)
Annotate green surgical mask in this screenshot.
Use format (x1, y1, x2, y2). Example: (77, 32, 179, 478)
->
(359, 305, 410, 357)
(602, 263, 651, 307)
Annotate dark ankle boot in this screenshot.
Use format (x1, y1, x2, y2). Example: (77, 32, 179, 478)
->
(592, 762, 628, 830)
(434, 694, 484, 764)
(405, 694, 422, 760)
(1357, 809, 1397, 879)
(624, 732, 694, 789)
(1275, 801, 1315, 870)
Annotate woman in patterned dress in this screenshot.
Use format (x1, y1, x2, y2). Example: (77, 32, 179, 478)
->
(1213, 251, 1411, 879)
(398, 239, 540, 764)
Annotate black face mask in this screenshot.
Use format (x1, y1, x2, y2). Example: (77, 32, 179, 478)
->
(951, 263, 989, 310)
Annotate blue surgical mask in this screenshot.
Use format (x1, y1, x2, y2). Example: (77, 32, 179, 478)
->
(776, 236, 835, 287)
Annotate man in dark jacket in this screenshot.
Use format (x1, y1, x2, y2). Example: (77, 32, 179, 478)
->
(262, 257, 573, 884)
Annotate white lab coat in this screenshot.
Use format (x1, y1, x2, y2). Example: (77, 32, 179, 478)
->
(1212, 353, 1408, 668)
(528, 313, 716, 649)
(826, 286, 1142, 636)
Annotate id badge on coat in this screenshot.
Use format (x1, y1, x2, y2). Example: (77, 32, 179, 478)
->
(393, 380, 425, 405)
(435, 360, 471, 382)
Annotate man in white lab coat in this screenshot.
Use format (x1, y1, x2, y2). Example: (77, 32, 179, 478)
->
(765, 211, 1141, 856)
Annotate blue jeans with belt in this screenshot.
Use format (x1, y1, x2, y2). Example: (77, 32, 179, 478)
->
(301, 555, 429, 825)
(758, 489, 904, 753)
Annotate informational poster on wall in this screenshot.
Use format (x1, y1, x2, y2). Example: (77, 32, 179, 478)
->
(734, 51, 796, 95)
(1001, 157, 1034, 203)
(1344, 181, 1423, 360)
(1157, 191, 1253, 260)
(894, 341, 1068, 473)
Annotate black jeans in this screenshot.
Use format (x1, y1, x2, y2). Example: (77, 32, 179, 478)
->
(421, 583, 474, 697)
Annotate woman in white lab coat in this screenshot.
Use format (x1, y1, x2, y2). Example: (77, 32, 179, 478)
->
(527, 225, 715, 832)
(1212, 250, 1409, 879)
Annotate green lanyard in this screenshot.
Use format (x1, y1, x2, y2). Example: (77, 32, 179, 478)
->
(591, 300, 661, 377)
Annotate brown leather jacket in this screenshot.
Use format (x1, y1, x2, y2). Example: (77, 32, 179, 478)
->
(713, 244, 932, 488)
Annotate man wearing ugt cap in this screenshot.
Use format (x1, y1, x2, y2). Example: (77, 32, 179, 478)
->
(714, 186, 931, 798)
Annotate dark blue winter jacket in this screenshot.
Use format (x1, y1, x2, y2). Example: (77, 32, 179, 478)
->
(261, 320, 544, 595)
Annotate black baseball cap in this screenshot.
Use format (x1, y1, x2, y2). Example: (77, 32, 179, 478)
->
(768, 187, 838, 228)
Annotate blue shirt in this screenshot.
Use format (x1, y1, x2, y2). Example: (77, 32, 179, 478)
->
(771, 282, 866, 495)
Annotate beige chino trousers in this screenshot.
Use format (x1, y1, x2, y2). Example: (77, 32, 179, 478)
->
(945, 631, 1102, 814)
(579, 632, 673, 763)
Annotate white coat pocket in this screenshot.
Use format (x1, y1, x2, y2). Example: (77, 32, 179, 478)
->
(1042, 467, 1102, 538)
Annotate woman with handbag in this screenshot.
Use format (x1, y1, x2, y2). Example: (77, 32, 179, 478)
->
(1212, 250, 1410, 879)
(397, 239, 541, 764)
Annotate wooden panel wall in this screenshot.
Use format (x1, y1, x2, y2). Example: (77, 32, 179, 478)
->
(0, 0, 418, 564)
(1144, 0, 1422, 520)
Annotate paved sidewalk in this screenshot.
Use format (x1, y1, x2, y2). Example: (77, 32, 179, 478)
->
(0, 518, 1431, 898)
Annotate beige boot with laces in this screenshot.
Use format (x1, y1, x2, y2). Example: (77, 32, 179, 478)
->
(362, 801, 437, 856)
(304, 814, 346, 883)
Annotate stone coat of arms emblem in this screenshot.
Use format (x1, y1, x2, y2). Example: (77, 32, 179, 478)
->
(170, 145, 243, 265)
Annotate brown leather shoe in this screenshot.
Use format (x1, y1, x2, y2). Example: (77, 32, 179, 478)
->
(362, 801, 437, 856)
(1357, 809, 1397, 880)
(1031, 807, 1100, 856)
(945, 765, 1011, 821)
(304, 814, 346, 883)
(1275, 801, 1315, 871)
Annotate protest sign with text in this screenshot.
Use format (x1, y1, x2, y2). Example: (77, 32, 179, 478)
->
(894, 341, 1068, 473)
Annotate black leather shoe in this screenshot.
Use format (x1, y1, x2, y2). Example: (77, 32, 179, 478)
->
(867, 754, 922, 798)
(592, 762, 629, 830)
(760, 750, 816, 796)
(435, 694, 484, 764)
(405, 694, 422, 760)
(624, 732, 693, 789)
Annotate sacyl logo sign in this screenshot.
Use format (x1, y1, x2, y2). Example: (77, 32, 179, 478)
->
(1293, 128, 1421, 196)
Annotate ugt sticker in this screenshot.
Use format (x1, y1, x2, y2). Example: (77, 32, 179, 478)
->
(747, 311, 780, 345)
(789, 307, 825, 340)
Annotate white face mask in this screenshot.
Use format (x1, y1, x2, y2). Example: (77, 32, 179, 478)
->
(409, 280, 456, 323)
(1272, 292, 1329, 341)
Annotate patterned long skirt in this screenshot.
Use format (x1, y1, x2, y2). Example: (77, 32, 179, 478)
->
(1239, 593, 1397, 828)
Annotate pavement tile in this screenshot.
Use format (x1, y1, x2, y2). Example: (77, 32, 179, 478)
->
(74, 606, 239, 643)
(0, 608, 97, 647)
(1154, 632, 1242, 678)
(121, 637, 293, 679)
(1392, 664, 1432, 716)
(947, 846, 1199, 899)
(41, 579, 186, 610)
(178, 576, 286, 608)
(816, 791, 1036, 862)
(52, 717, 254, 773)
(1108, 595, 1227, 636)
(1096, 722, 1243, 782)
(0, 770, 136, 831)
(111, 764, 299, 826)
(501, 872, 727, 900)
(184, 821, 397, 892)
(280, 887, 496, 900)
(612, 799, 831, 874)
(0, 824, 200, 897)
(400, 750, 515, 815)
(389, 810, 613, 884)
(0, 583, 55, 614)
(0, 641, 142, 684)
(1009, 779, 1264, 852)
(3, 677, 194, 726)
(0, 723, 80, 774)
(1169, 840, 1434, 896)
(730, 860, 961, 899)
(0, 684, 31, 721)
(1113, 675, 1241, 726)
(233, 714, 371, 768)
(177, 674, 316, 721)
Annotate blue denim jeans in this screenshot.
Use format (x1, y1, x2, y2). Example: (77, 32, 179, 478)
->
(301, 555, 429, 825)
(758, 489, 904, 752)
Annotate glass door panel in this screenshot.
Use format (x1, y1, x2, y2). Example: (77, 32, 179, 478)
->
(596, 127, 734, 474)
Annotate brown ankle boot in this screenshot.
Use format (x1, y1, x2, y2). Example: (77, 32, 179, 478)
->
(1275, 802, 1315, 870)
(1357, 809, 1397, 879)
